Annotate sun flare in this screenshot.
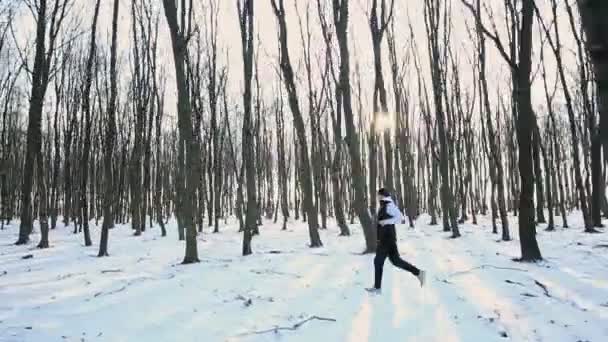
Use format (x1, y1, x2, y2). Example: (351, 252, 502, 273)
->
(374, 111, 395, 134)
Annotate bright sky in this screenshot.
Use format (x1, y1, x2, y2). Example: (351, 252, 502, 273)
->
(7, 0, 580, 130)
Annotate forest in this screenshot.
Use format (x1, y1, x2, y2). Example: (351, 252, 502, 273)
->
(0, 0, 608, 340)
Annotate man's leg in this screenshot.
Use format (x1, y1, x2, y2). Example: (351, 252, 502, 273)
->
(374, 244, 389, 289)
(387, 242, 420, 276)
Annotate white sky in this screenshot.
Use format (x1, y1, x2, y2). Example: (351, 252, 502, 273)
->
(7, 0, 581, 131)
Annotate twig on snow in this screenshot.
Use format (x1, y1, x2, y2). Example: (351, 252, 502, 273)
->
(56, 272, 86, 281)
(0, 270, 6, 277)
(236, 316, 337, 336)
(101, 269, 123, 274)
(250, 269, 302, 279)
(93, 285, 127, 298)
(505, 279, 525, 287)
(236, 295, 253, 307)
(200, 257, 233, 263)
(90, 277, 154, 300)
(264, 250, 295, 254)
(534, 280, 551, 297)
(234, 294, 274, 306)
(521, 292, 538, 298)
(435, 277, 453, 284)
(448, 264, 528, 278)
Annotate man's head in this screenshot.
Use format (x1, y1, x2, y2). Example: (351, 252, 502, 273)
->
(377, 188, 391, 202)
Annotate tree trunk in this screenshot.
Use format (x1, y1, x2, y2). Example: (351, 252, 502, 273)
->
(577, 0, 607, 152)
(474, 1, 510, 240)
(272, 0, 322, 248)
(577, 0, 608, 226)
(79, 0, 101, 247)
(540, 0, 593, 231)
(163, 0, 200, 264)
(17, 0, 63, 245)
(516, 0, 542, 261)
(237, 0, 257, 256)
(424, 0, 459, 237)
(99, 0, 120, 256)
(533, 128, 546, 224)
(333, 0, 376, 253)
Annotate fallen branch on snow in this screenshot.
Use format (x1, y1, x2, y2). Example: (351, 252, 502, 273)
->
(101, 269, 123, 274)
(505, 279, 525, 287)
(235, 295, 253, 307)
(521, 292, 538, 298)
(264, 250, 296, 254)
(529, 280, 590, 312)
(435, 277, 453, 284)
(250, 269, 302, 279)
(200, 257, 233, 263)
(534, 280, 551, 297)
(56, 272, 86, 281)
(234, 294, 275, 306)
(93, 285, 127, 298)
(448, 264, 528, 278)
(236, 316, 337, 336)
(91, 277, 155, 300)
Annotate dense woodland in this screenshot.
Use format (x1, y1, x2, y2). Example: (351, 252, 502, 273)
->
(0, 0, 607, 263)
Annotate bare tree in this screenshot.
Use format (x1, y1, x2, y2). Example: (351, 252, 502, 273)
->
(155, 81, 168, 236)
(333, 0, 376, 252)
(162, 0, 200, 264)
(295, 2, 328, 230)
(368, 0, 395, 214)
(16, 0, 72, 245)
(271, 0, 323, 248)
(462, 0, 542, 260)
(576, 1, 606, 152)
(237, 0, 257, 256)
(536, 1, 594, 232)
(274, 85, 289, 230)
(99, 0, 120, 257)
(424, 0, 460, 237)
(576, 0, 608, 226)
(0, 10, 21, 231)
(204, 0, 225, 233)
(471, 0, 510, 241)
(79, 0, 101, 247)
(130, 0, 155, 236)
(317, 0, 350, 236)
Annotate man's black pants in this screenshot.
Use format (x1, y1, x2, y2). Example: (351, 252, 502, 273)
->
(374, 240, 420, 289)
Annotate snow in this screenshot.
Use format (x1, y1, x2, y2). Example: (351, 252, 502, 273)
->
(1, 214, 608, 342)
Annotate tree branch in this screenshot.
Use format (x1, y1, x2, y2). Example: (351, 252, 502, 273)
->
(236, 316, 337, 337)
(460, 0, 517, 70)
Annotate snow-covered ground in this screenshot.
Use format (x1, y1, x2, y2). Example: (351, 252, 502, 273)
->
(1, 213, 607, 342)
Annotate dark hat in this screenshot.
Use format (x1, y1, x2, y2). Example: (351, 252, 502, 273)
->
(377, 188, 391, 197)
